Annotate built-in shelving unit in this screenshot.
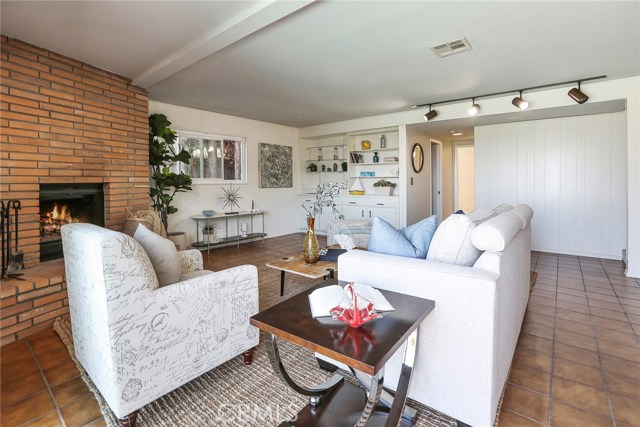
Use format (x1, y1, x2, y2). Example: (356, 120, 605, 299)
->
(347, 128, 400, 196)
(300, 135, 348, 192)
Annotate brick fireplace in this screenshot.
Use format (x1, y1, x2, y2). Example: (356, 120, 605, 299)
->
(1, 36, 151, 345)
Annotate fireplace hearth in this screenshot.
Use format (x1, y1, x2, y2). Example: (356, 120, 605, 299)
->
(39, 184, 105, 261)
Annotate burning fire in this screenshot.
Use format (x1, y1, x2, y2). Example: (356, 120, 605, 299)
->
(41, 203, 78, 236)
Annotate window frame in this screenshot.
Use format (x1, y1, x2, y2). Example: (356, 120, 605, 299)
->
(174, 130, 248, 184)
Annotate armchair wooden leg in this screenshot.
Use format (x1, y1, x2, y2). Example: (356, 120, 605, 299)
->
(243, 348, 255, 365)
(119, 410, 139, 427)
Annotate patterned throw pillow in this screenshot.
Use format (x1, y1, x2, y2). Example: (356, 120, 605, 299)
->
(368, 216, 437, 259)
(133, 223, 181, 287)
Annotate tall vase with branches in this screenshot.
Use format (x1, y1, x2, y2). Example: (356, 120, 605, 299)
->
(149, 113, 193, 231)
(302, 182, 345, 264)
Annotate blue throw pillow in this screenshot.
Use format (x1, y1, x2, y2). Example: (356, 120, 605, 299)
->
(454, 209, 465, 214)
(368, 215, 437, 258)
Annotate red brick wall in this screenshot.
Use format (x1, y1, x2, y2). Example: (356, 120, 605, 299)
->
(1, 35, 150, 267)
(1, 36, 150, 345)
(1, 261, 67, 346)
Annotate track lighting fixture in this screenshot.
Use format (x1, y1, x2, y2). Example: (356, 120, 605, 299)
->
(468, 98, 480, 116)
(568, 82, 588, 104)
(415, 75, 605, 121)
(511, 91, 529, 110)
(424, 105, 437, 121)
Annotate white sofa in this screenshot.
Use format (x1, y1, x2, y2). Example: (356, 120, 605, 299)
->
(333, 205, 533, 427)
(61, 223, 259, 426)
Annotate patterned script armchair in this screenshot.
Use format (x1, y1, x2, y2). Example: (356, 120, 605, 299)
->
(61, 223, 259, 427)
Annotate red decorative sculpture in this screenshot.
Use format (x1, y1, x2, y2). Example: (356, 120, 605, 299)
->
(329, 282, 381, 328)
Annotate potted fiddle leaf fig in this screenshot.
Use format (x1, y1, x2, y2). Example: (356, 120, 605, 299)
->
(149, 113, 193, 232)
(373, 179, 397, 196)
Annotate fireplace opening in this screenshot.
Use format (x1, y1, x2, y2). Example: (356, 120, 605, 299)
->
(39, 184, 105, 262)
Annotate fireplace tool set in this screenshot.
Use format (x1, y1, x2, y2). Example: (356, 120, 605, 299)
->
(1, 199, 24, 279)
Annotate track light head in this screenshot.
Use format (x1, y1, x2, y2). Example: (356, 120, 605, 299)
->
(424, 106, 437, 121)
(512, 91, 529, 110)
(568, 83, 588, 104)
(468, 98, 480, 116)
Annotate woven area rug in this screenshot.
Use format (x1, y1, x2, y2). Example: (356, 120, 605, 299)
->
(54, 266, 538, 426)
(530, 271, 538, 292)
(54, 265, 458, 427)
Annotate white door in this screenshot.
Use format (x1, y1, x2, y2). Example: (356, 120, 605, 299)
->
(454, 144, 475, 213)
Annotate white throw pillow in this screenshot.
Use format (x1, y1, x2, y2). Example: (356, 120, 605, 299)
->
(427, 208, 496, 266)
(133, 223, 181, 287)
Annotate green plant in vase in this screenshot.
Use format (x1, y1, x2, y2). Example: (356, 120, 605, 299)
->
(149, 113, 193, 231)
(373, 179, 397, 196)
(202, 224, 217, 244)
(301, 182, 345, 264)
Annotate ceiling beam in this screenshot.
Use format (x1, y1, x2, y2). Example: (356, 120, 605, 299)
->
(134, 0, 315, 88)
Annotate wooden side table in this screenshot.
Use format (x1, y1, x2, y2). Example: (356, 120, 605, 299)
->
(266, 254, 336, 296)
(250, 280, 435, 427)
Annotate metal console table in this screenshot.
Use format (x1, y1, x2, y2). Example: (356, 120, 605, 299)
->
(191, 210, 266, 253)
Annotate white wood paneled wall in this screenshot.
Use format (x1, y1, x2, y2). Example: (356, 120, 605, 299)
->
(475, 112, 627, 259)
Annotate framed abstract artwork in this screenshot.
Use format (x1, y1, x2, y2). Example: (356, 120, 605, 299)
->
(259, 143, 293, 188)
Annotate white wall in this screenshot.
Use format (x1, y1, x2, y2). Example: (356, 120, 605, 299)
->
(405, 126, 431, 224)
(149, 101, 300, 244)
(475, 112, 627, 260)
(455, 143, 475, 212)
(300, 76, 639, 277)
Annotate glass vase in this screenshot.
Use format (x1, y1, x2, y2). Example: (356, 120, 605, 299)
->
(303, 217, 319, 264)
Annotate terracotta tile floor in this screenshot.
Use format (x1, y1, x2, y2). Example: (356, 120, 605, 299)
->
(1, 234, 639, 426)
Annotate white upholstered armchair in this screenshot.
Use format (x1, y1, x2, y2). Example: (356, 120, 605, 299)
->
(61, 223, 259, 427)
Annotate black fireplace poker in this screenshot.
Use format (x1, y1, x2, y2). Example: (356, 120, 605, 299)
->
(1, 199, 24, 279)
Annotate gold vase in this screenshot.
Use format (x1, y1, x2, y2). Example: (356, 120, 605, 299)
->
(303, 217, 319, 264)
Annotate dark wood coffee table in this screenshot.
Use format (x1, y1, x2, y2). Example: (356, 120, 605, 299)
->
(250, 280, 435, 427)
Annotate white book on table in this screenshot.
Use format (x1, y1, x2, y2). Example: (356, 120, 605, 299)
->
(308, 283, 395, 318)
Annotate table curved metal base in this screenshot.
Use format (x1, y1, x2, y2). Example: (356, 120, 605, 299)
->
(265, 329, 419, 427)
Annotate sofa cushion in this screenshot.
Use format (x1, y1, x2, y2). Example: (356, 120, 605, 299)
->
(471, 212, 522, 251)
(510, 204, 534, 229)
(368, 216, 437, 258)
(493, 203, 514, 215)
(180, 269, 214, 281)
(133, 223, 181, 286)
(427, 208, 496, 266)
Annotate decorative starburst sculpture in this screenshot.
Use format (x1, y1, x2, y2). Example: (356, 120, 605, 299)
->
(219, 185, 242, 214)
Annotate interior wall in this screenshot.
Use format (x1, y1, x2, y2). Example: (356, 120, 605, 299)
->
(475, 112, 627, 260)
(149, 101, 300, 244)
(405, 126, 431, 224)
(300, 76, 638, 276)
(454, 143, 476, 212)
(441, 140, 454, 219)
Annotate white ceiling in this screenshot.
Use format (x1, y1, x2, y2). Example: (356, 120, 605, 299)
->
(2, 1, 639, 128)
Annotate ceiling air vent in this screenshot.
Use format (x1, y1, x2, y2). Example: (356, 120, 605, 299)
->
(431, 37, 472, 58)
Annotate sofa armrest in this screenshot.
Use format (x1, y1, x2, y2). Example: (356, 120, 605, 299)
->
(178, 249, 204, 273)
(106, 264, 259, 417)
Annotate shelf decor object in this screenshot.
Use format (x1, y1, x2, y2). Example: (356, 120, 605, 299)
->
(361, 140, 371, 150)
(259, 143, 293, 188)
(219, 185, 242, 214)
(349, 177, 365, 195)
(303, 217, 320, 264)
(373, 179, 397, 196)
(301, 182, 345, 264)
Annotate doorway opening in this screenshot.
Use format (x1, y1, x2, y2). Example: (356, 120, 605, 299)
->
(454, 143, 475, 213)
